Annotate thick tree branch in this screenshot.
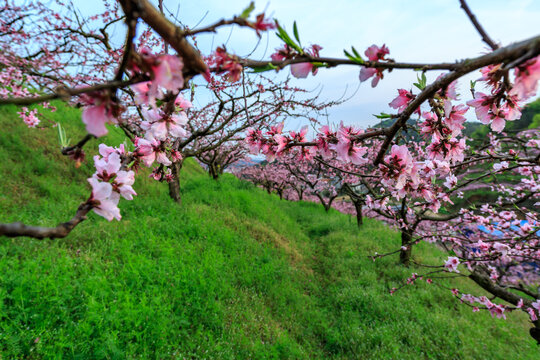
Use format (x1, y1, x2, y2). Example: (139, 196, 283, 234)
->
(0, 202, 93, 239)
(118, 0, 207, 75)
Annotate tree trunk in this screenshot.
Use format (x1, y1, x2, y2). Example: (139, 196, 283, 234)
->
(354, 201, 363, 227)
(278, 190, 283, 200)
(168, 160, 183, 204)
(210, 163, 219, 180)
(399, 230, 413, 266)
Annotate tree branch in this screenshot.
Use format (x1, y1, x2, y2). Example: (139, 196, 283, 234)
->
(0, 202, 93, 239)
(459, 0, 499, 50)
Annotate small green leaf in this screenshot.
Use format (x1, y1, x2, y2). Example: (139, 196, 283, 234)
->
(275, 22, 303, 53)
(240, 2, 255, 19)
(293, 21, 301, 46)
(413, 73, 427, 90)
(56, 122, 70, 148)
(249, 63, 279, 73)
(343, 47, 364, 64)
(373, 113, 392, 119)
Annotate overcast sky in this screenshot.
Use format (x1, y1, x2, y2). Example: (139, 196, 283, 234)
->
(70, 0, 540, 130)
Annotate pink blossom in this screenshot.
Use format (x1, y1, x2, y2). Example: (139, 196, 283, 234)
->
(335, 126, 367, 164)
(443, 174, 457, 189)
(175, 94, 192, 110)
(511, 56, 540, 101)
(493, 161, 509, 171)
(210, 47, 243, 82)
(358, 45, 389, 87)
(81, 92, 122, 137)
(316, 125, 335, 158)
(252, 13, 276, 36)
(151, 55, 184, 92)
(444, 102, 469, 135)
(528, 307, 538, 321)
(386, 144, 413, 171)
(142, 108, 188, 140)
(291, 63, 313, 79)
(466, 92, 493, 124)
(82, 102, 114, 137)
(389, 89, 419, 114)
(131, 81, 158, 107)
(88, 178, 121, 221)
(359, 67, 379, 87)
(489, 304, 506, 319)
(93, 152, 121, 181)
(290, 45, 322, 79)
(271, 45, 294, 62)
(532, 300, 540, 311)
(136, 137, 171, 167)
(114, 170, 137, 200)
(492, 242, 510, 256)
(444, 256, 460, 272)
(466, 92, 518, 133)
(245, 128, 263, 153)
(273, 134, 289, 153)
(364, 44, 389, 61)
(98, 143, 124, 160)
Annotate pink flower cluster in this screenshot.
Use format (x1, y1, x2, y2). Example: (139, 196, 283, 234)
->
(444, 256, 460, 272)
(17, 107, 40, 127)
(88, 144, 136, 221)
(207, 47, 243, 83)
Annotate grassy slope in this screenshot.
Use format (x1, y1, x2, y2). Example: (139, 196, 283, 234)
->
(0, 103, 537, 359)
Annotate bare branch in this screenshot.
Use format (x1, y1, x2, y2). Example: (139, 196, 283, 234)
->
(459, 0, 499, 50)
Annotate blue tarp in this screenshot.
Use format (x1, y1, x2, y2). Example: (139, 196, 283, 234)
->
(477, 220, 540, 237)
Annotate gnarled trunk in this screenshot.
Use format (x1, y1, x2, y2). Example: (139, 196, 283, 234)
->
(168, 160, 183, 203)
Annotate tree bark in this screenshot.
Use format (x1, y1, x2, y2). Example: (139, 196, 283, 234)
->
(399, 230, 413, 266)
(168, 159, 183, 203)
(209, 163, 219, 180)
(354, 201, 363, 227)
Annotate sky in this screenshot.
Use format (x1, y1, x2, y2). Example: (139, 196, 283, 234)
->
(60, 0, 540, 130)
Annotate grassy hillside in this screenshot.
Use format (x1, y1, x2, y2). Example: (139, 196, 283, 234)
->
(0, 102, 538, 359)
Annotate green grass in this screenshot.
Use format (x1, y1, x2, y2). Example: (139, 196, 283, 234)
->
(0, 102, 538, 359)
